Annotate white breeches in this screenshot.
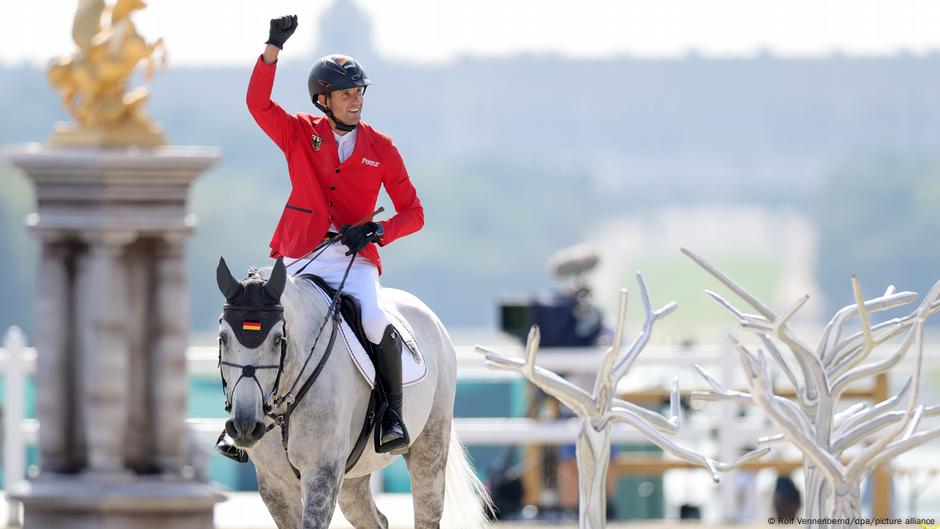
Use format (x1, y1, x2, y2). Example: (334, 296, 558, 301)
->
(283, 243, 389, 344)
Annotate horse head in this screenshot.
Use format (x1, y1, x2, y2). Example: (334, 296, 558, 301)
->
(216, 256, 287, 448)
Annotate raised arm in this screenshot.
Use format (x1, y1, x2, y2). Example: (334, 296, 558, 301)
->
(262, 44, 280, 65)
(246, 16, 300, 153)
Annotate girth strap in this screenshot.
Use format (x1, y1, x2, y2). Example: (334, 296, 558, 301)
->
(344, 389, 379, 474)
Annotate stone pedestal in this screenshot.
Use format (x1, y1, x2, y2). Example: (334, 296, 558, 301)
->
(2, 143, 225, 529)
(15, 477, 221, 529)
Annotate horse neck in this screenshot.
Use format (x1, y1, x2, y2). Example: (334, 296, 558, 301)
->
(279, 277, 343, 387)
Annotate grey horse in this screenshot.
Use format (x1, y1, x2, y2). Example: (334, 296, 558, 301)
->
(216, 257, 490, 528)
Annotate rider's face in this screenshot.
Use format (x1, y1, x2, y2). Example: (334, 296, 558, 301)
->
(321, 87, 364, 130)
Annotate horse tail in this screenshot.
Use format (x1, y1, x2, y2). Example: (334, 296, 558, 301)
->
(441, 427, 493, 529)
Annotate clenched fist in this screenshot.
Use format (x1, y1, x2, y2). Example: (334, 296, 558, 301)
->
(266, 15, 298, 49)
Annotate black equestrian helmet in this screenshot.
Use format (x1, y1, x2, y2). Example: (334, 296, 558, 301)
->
(307, 54, 372, 103)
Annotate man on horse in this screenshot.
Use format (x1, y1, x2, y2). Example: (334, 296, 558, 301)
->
(217, 14, 424, 461)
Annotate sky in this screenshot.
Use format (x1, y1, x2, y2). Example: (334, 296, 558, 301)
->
(3, 0, 940, 66)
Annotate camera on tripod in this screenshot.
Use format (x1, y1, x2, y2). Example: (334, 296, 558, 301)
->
(498, 245, 604, 348)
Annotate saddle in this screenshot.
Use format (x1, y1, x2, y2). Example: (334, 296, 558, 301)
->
(297, 274, 426, 388)
(299, 274, 371, 353)
(296, 274, 424, 470)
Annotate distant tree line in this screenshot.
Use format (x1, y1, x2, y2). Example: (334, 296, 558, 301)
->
(815, 152, 940, 318)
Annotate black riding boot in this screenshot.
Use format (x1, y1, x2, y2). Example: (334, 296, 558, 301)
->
(375, 324, 410, 453)
(215, 430, 249, 463)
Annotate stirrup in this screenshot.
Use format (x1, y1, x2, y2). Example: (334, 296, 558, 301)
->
(216, 431, 249, 463)
(376, 409, 410, 455)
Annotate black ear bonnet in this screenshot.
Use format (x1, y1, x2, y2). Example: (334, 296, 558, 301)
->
(217, 257, 286, 349)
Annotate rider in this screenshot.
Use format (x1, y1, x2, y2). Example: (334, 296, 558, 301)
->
(217, 14, 423, 461)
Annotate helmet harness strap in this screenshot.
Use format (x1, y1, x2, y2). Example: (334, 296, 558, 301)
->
(314, 90, 367, 133)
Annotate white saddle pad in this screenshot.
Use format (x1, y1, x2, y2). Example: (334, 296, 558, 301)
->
(310, 285, 427, 389)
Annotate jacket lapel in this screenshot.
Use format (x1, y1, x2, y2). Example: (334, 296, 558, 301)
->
(313, 118, 339, 165)
(343, 121, 374, 169)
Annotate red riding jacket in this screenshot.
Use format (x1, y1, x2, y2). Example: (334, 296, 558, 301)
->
(247, 55, 424, 274)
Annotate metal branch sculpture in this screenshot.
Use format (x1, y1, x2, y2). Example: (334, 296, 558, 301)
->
(477, 273, 769, 529)
(683, 248, 940, 528)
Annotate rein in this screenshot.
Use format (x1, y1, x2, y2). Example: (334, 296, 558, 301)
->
(288, 207, 384, 278)
(267, 250, 357, 478)
(287, 233, 340, 278)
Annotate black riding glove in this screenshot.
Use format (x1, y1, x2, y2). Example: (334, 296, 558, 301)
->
(339, 222, 382, 256)
(266, 15, 297, 49)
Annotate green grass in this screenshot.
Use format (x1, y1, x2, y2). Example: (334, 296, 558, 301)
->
(606, 253, 782, 343)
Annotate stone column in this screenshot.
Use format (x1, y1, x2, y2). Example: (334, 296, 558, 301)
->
(79, 230, 136, 474)
(33, 233, 74, 473)
(152, 231, 191, 473)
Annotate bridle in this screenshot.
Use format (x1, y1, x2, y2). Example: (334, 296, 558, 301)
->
(217, 229, 351, 415)
(218, 305, 287, 414)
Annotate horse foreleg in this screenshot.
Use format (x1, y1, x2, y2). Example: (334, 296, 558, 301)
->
(337, 474, 388, 529)
(257, 472, 302, 529)
(404, 416, 450, 529)
(301, 462, 343, 529)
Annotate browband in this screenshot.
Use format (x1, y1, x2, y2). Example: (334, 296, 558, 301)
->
(224, 304, 284, 313)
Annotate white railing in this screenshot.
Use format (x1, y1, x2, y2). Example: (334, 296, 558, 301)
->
(3, 328, 939, 523)
(3, 327, 25, 528)
(0, 343, 732, 377)
(8, 416, 775, 446)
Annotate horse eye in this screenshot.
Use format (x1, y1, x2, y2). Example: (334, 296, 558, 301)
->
(273, 335, 282, 346)
(219, 334, 228, 346)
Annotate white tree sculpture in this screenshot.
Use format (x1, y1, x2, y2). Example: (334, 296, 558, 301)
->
(683, 248, 940, 528)
(477, 273, 768, 529)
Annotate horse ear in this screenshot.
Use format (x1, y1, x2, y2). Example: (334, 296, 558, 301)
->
(264, 257, 286, 302)
(216, 257, 243, 301)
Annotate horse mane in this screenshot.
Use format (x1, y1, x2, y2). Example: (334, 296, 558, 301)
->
(255, 267, 329, 346)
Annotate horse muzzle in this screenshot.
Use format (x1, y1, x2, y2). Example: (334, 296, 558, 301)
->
(226, 416, 266, 448)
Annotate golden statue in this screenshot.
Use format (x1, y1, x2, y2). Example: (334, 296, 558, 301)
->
(47, 0, 167, 147)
